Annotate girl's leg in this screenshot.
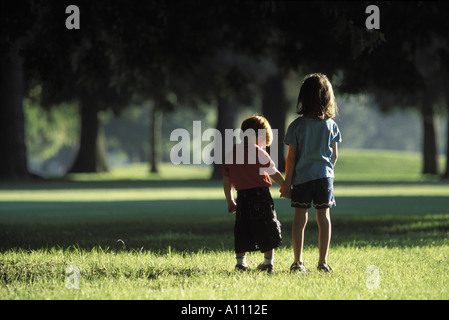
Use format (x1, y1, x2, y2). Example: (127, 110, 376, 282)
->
(316, 208, 331, 265)
(292, 208, 308, 264)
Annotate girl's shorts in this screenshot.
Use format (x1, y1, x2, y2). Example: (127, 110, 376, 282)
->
(234, 187, 282, 253)
(291, 178, 336, 209)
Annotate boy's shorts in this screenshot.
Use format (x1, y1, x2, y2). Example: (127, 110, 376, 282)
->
(234, 187, 282, 254)
(291, 178, 336, 209)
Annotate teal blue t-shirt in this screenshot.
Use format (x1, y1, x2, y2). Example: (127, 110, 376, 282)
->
(284, 117, 342, 185)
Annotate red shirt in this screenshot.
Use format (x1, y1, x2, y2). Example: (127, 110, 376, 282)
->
(222, 144, 278, 190)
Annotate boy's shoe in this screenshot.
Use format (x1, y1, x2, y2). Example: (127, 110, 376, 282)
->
(235, 264, 250, 272)
(290, 262, 306, 273)
(317, 264, 333, 273)
(257, 263, 273, 273)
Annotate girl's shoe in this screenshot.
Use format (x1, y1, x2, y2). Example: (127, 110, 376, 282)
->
(290, 262, 306, 273)
(317, 264, 333, 273)
(235, 264, 250, 271)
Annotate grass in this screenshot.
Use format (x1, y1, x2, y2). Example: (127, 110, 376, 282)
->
(1, 246, 447, 300)
(1, 149, 449, 300)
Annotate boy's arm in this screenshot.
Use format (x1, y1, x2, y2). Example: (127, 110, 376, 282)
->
(270, 171, 285, 187)
(223, 175, 236, 213)
(331, 141, 338, 167)
(280, 145, 297, 199)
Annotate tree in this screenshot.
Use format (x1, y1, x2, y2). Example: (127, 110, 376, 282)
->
(13, 0, 247, 176)
(0, 2, 35, 180)
(261, 71, 289, 172)
(97, 0, 246, 175)
(22, 1, 133, 173)
(0, 39, 29, 180)
(422, 34, 449, 178)
(441, 47, 449, 179)
(145, 1, 386, 178)
(256, 1, 384, 173)
(6, 1, 443, 180)
(338, 1, 449, 176)
(190, 50, 263, 180)
(109, 0, 279, 179)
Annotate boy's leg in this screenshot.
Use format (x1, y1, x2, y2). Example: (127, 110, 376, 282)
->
(316, 208, 331, 265)
(257, 248, 274, 272)
(263, 248, 273, 259)
(292, 208, 308, 265)
(263, 248, 274, 265)
(235, 252, 249, 271)
(236, 252, 247, 264)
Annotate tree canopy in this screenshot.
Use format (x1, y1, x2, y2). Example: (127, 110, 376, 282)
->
(1, 1, 448, 179)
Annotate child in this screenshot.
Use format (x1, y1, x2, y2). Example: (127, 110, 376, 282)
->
(222, 115, 284, 273)
(280, 73, 342, 273)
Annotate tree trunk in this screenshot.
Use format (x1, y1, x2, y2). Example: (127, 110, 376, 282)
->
(444, 117, 449, 179)
(443, 89, 449, 179)
(261, 73, 288, 172)
(150, 101, 162, 173)
(96, 125, 109, 172)
(68, 97, 109, 173)
(211, 95, 236, 180)
(0, 39, 29, 180)
(420, 94, 439, 175)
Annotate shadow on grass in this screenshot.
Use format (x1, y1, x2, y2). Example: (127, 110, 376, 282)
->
(1, 196, 448, 253)
(0, 178, 222, 191)
(1, 176, 448, 191)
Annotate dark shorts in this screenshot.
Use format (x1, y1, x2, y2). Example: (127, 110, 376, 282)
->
(234, 187, 282, 254)
(291, 178, 336, 209)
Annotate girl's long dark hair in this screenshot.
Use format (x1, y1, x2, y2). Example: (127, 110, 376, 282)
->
(296, 73, 338, 119)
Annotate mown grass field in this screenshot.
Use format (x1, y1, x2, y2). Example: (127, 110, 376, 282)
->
(0, 149, 448, 300)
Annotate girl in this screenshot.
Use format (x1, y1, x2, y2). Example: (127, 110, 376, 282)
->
(223, 116, 284, 273)
(280, 73, 342, 273)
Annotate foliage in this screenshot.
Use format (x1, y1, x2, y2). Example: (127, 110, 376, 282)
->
(5, 1, 447, 177)
(339, 1, 449, 107)
(24, 97, 79, 163)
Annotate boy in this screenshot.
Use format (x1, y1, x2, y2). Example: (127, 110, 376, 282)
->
(222, 116, 284, 272)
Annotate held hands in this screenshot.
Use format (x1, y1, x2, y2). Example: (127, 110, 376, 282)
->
(279, 184, 291, 199)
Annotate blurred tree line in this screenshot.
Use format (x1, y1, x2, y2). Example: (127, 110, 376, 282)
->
(1, 0, 448, 180)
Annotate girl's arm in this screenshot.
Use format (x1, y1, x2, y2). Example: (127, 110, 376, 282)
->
(223, 175, 236, 213)
(331, 141, 338, 167)
(280, 144, 297, 199)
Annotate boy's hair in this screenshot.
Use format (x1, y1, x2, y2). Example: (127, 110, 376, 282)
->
(296, 73, 338, 119)
(240, 115, 273, 146)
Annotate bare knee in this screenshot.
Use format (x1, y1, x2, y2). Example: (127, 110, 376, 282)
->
(316, 208, 331, 227)
(292, 209, 308, 234)
(293, 208, 308, 228)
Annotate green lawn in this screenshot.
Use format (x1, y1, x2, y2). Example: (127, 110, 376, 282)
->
(0, 149, 448, 300)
